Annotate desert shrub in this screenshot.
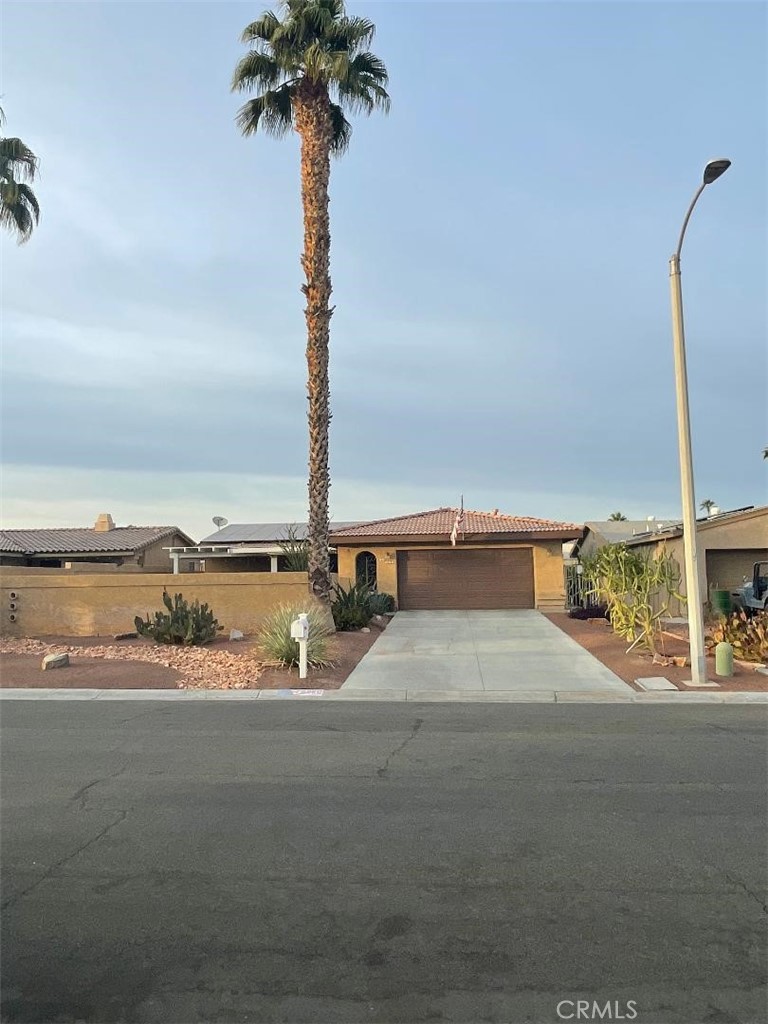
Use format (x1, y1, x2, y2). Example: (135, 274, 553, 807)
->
(278, 523, 309, 571)
(135, 591, 221, 646)
(368, 591, 396, 615)
(705, 609, 768, 663)
(332, 581, 373, 630)
(258, 604, 334, 667)
(568, 604, 609, 621)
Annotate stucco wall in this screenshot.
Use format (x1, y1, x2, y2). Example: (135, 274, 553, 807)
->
(336, 541, 567, 610)
(139, 533, 191, 571)
(629, 510, 768, 611)
(0, 571, 318, 638)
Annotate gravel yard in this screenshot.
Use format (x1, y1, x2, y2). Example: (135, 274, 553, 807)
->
(0, 627, 381, 690)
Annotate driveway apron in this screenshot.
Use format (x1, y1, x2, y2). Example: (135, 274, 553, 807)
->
(342, 610, 634, 694)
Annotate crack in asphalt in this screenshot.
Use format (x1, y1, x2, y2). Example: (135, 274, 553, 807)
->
(70, 765, 128, 810)
(376, 719, 423, 778)
(1, 810, 129, 911)
(725, 873, 768, 915)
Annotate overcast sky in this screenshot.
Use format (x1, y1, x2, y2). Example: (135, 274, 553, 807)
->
(1, 0, 766, 541)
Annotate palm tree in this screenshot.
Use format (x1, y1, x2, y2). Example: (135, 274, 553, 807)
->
(700, 498, 716, 514)
(608, 512, 627, 521)
(763, 446, 767, 460)
(0, 107, 40, 243)
(232, 0, 389, 604)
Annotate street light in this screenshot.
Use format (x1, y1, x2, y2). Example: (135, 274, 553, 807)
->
(669, 158, 731, 686)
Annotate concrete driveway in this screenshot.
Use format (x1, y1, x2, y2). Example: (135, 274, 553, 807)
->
(342, 610, 634, 697)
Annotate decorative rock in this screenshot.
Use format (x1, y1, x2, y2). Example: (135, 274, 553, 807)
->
(229, 629, 245, 641)
(113, 632, 138, 641)
(42, 653, 70, 671)
(371, 615, 388, 629)
(360, 627, 371, 634)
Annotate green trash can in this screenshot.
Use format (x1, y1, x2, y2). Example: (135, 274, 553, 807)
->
(711, 588, 732, 615)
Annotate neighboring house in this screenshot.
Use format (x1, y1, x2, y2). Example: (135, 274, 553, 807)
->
(571, 520, 679, 560)
(331, 508, 582, 611)
(167, 522, 360, 574)
(0, 514, 194, 571)
(623, 505, 768, 607)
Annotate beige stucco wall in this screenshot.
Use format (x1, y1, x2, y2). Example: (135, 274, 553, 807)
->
(0, 571, 318, 638)
(629, 509, 767, 613)
(138, 533, 191, 571)
(336, 540, 568, 610)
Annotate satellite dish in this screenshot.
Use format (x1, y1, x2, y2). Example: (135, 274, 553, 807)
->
(212, 516, 228, 529)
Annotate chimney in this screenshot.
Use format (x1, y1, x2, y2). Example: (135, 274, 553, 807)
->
(709, 505, 720, 518)
(94, 513, 115, 532)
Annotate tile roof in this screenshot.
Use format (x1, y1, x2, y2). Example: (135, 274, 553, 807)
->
(0, 526, 189, 556)
(330, 508, 582, 539)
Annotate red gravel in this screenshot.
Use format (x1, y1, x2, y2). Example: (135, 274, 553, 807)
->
(545, 613, 768, 691)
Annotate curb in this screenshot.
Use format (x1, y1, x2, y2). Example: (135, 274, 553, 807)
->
(0, 688, 766, 703)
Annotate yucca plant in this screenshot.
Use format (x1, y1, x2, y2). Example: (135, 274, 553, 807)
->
(278, 523, 310, 571)
(706, 609, 768, 663)
(368, 591, 395, 615)
(331, 581, 373, 630)
(258, 603, 335, 667)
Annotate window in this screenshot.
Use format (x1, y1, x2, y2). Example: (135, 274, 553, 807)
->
(355, 551, 377, 588)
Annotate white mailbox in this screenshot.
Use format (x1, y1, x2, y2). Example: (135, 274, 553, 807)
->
(290, 613, 309, 640)
(291, 613, 310, 679)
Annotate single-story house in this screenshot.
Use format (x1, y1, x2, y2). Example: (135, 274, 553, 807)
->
(571, 519, 680, 560)
(167, 522, 360, 574)
(0, 514, 194, 571)
(623, 505, 767, 607)
(331, 508, 582, 611)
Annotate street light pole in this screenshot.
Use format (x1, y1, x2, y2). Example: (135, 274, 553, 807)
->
(669, 158, 731, 686)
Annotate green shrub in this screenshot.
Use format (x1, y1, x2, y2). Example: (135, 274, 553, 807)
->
(332, 581, 373, 630)
(135, 591, 222, 646)
(706, 609, 768, 663)
(368, 591, 396, 615)
(278, 523, 309, 571)
(258, 604, 334, 667)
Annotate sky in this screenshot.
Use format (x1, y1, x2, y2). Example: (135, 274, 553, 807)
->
(1, 0, 766, 542)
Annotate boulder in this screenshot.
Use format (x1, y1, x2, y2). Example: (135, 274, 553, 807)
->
(42, 653, 69, 671)
(113, 631, 138, 641)
(229, 628, 245, 641)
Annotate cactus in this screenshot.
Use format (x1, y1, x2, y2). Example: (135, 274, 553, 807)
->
(135, 590, 222, 646)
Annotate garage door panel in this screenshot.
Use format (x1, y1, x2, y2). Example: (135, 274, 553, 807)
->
(398, 549, 534, 610)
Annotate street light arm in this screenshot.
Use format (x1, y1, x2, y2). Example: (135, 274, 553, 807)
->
(674, 182, 707, 259)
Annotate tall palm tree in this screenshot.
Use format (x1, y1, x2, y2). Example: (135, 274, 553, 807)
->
(232, 0, 389, 603)
(700, 498, 716, 514)
(0, 107, 40, 243)
(608, 511, 627, 521)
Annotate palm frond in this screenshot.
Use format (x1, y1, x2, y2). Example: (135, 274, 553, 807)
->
(0, 180, 40, 243)
(231, 50, 285, 92)
(235, 84, 295, 138)
(329, 102, 352, 154)
(233, 1, 389, 146)
(328, 15, 376, 51)
(0, 136, 40, 183)
(240, 10, 281, 44)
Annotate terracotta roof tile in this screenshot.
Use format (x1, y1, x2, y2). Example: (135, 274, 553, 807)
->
(330, 508, 582, 539)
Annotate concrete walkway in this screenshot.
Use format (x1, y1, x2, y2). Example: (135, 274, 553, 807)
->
(342, 610, 635, 697)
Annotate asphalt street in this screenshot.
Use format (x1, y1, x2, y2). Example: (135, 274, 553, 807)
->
(1, 702, 767, 1024)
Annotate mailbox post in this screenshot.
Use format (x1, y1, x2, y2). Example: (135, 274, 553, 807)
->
(290, 613, 310, 679)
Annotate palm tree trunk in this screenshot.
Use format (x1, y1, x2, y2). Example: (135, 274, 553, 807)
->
(294, 86, 334, 604)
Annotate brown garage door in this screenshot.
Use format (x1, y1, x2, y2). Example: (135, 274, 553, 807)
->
(397, 549, 535, 610)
